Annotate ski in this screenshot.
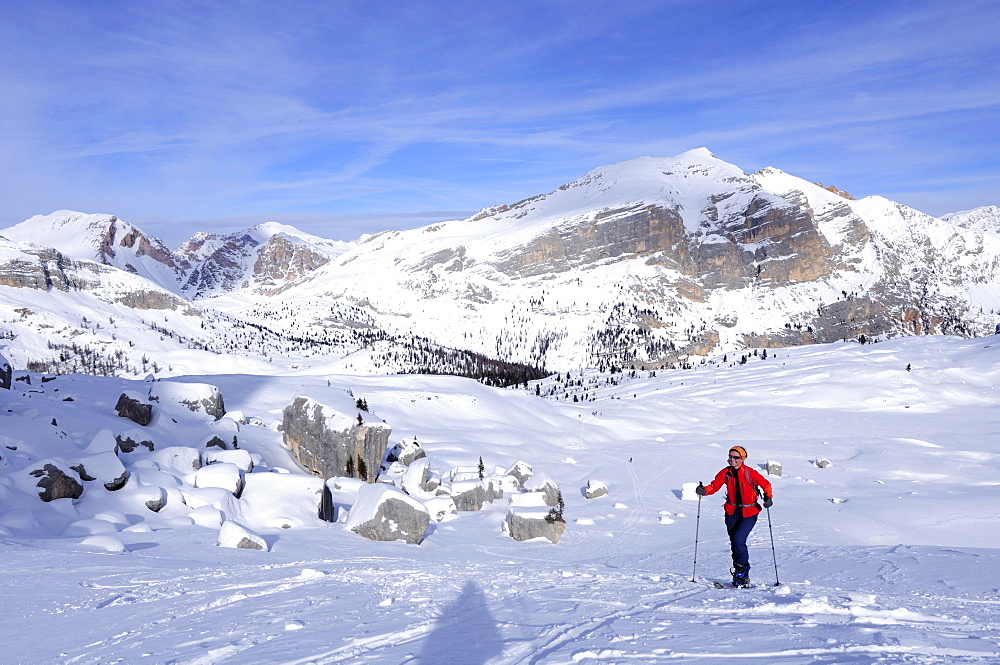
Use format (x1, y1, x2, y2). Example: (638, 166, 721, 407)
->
(713, 580, 756, 589)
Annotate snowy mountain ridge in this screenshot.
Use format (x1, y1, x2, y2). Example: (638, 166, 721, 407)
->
(1, 149, 999, 378)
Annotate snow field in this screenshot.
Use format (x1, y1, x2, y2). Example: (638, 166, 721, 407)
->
(0, 334, 998, 663)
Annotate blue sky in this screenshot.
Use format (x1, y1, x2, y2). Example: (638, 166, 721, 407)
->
(2, 1, 998, 246)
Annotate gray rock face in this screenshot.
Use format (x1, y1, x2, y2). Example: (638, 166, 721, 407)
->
(350, 497, 430, 545)
(505, 512, 565, 544)
(115, 393, 153, 426)
(252, 235, 330, 296)
(282, 396, 391, 481)
(30, 463, 84, 502)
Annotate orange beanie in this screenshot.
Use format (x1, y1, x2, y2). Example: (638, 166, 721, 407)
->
(729, 446, 748, 459)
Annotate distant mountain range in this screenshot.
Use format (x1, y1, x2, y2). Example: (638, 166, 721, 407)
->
(1, 148, 998, 379)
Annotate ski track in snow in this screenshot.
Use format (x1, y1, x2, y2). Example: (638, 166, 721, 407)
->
(5, 543, 997, 664)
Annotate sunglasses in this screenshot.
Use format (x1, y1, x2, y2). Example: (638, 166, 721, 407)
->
(728, 455, 743, 460)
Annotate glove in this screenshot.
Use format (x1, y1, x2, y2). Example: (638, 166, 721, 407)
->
(695, 482, 706, 496)
(762, 495, 773, 508)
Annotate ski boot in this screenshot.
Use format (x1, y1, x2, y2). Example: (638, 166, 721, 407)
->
(731, 563, 750, 588)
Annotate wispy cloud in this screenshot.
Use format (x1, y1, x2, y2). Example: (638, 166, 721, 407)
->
(1, 0, 997, 241)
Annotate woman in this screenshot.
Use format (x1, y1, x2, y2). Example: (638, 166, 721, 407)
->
(696, 446, 773, 587)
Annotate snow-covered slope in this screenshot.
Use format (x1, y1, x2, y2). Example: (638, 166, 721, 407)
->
(1, 334, 998, 663)
(942, 205, 1000, 234)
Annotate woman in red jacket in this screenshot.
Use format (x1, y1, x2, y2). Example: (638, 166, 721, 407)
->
(696, 446, 773, 587)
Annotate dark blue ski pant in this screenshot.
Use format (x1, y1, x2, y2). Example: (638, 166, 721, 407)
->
(725, 512, 758, 569)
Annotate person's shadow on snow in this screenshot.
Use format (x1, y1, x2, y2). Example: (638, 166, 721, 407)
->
(416, 579, 503, 664)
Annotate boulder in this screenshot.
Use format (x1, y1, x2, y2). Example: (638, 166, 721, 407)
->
(523, 472, 561, 506)
(0, 351, 11, 390)
(193, 462, 244, 498)
(451, 479, 503, 511)
(584, 479, 609, 499)
(383, 437, 426, 468)
(147, 446, 202, 473)
(84, 429, 119, 454)
(282, 396, 391, 482)
(115, 429, 155, 453)
(766, 460, 783, 476)
(346, 484, 430, 544)
(148, 381, 226, 421)
(815, 458, 832, 469)
(216, 520, 267, 551)
(204, 449, 254, 472)
(71, 452, 130, 491)
(135, 486, 167, 512)
(399, 458, 433, 498)
(423, 496, 458, 523)
(505, 493, 565, 544)
(240, 474, 326, 530)
(115, 392, 153, 426)
(506, 460, 533, 488)
(30, 462, 83, 502)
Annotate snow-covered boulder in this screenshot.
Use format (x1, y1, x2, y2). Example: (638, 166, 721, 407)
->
(505, 493, 564, 544)
(115, 429, 155, 453)
(281, 396, 391, 481)
(584, 479, 608, 499)
(132, 485, 167, 512)
(383, 437, 426, 468)
(83, 429, 118, 454)
(423, 496, 458, 523)
(64, 518, 119, 537)
(79, 535, 126, 553)
(766, 460, 783, 476)
(450, 479, 503, 511)
(0, 351, 11, 390)
(346, 484, 430, 544)
(114, 392, 153, 426)
(240, 473, 325, 529)
(27, 461, 84, 502)
(204, 448, 254, 472)
(399, 458, 433, 499)
(506, 460, 533, 488)
(193, 462, 244, 498)
(202, 434, 236, 450)
(523, 472, 561, 506)
(190, 505, 224, 528)
(680, 481, 700, 501)
(71, 451, 129, 491)
(816, 458, 832, 469)
(148, 381, 226, 421)
(147, 446, 202, 473)
(216, 520, 267, 551)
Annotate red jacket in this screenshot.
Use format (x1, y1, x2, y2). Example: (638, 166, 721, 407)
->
(704, 465, 773, 517)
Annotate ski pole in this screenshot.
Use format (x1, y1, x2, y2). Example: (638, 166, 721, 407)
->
(764, 503, 780, 586)
(690, 491, 702, 583)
